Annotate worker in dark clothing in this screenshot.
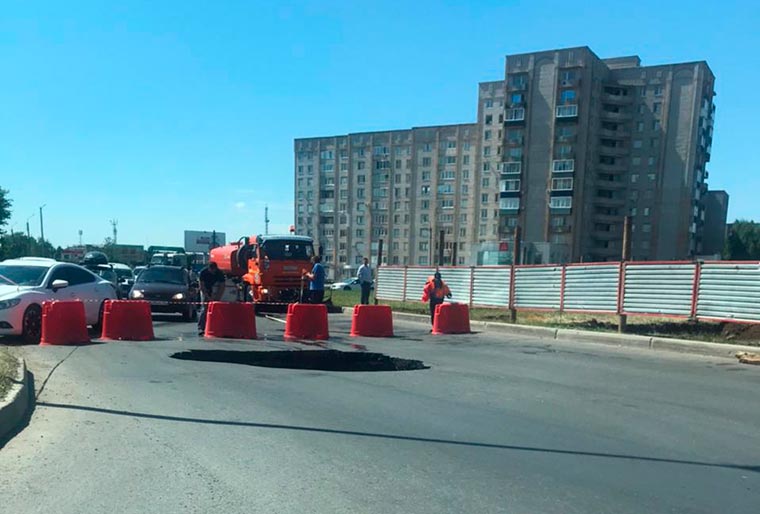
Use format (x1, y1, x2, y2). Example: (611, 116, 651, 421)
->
(421, 271, 452, 326)
(303, 255, 326, 304)
(198, 262, 226, 335)
(357, 257, 373, 305)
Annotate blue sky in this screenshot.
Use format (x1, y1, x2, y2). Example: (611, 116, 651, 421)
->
(1, 0, 757, 248)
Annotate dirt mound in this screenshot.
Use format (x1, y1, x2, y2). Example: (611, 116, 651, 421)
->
(721, 323, 760, 344)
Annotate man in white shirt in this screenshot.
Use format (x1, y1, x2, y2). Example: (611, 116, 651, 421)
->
(357, 257, 373, 305)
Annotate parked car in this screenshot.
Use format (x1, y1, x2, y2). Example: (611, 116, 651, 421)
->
(128, 265, 199, 321)
(0, 257, 118, 343)
(329, 278, 374, 291)
(111, 263, 135, 299)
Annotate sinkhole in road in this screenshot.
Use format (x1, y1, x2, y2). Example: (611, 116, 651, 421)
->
(170, 349, 429, 372)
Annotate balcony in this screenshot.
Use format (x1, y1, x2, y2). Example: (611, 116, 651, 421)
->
(591, 230, 620, 241)
(601, 108, 631, 121)
(595, 179, 626, 190)
(505, 108, 526, 122)
(598, 144, 628, 157)
(319, 204, 335, 214)
(602, 92, 633, 104)
(594, 213, 625, 223)
(593, 196, 625, 207)
(597, 161, 627, 173)
(552, 159, 575, 174)
(556, 105, 579, 118)
(599, 128, 630, 139)
(499, 198, 520, 212)
(498, 161, 522, 175)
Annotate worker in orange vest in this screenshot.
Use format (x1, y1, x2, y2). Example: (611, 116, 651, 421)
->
(421, 271, 452, 326)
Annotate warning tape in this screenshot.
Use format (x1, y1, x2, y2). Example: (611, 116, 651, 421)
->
(59, 298, 317, 307)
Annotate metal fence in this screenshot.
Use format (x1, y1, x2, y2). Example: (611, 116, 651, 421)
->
(375, 260, 760, 324)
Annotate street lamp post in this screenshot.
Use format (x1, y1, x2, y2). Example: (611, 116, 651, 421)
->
(39, 204, 46, 242)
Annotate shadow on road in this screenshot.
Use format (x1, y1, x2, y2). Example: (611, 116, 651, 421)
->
(35, 401, 760, 474)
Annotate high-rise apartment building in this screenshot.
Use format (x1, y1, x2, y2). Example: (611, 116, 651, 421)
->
(294, 46, 717, 276)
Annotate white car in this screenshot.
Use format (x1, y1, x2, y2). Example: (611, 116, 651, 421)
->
(0, 257, 118, 344)
(330, 278, 374, 291)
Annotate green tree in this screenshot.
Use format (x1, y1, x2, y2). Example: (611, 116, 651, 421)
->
(724, 220, 760, 260)
(0, 187, 12, 235)
(0, 233, 55, 260)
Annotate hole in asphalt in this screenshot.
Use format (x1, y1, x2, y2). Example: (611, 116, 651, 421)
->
(170, 349, 429, 372)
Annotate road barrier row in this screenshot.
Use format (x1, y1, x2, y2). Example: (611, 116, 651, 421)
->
(37, 300, 471, 344)
(375, 261, 760, 324)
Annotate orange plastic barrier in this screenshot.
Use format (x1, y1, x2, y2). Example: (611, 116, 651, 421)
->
(284, 303, 329, 341)
(350, 304, 394, 337)
(100, 300, 154, 341)
(40, 300, 91, 346)
(432, 303, 471, 335)
(204, 301, 257, 339)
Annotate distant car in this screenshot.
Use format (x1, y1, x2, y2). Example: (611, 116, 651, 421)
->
(0, 257, 118, 344)
(133, 266, 147, 280)
(111, 263, 135, 299)
(330, 278, 374, 291)
(128, 265, 199, 321)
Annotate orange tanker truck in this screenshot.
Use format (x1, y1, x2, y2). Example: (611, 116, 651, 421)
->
(209, 234, 316, 304)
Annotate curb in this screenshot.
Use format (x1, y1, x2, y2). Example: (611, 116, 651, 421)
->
(389, 310, 758, 360)
(0, 356, 31, 444)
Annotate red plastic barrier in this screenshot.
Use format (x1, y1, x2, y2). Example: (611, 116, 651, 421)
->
(350, 304, 394, 337)
(40, 300, 91, 346)
(284, 303, 329, 341)
(100, 300, 154, 341)
(432, 303, 471, 335)
(204, 302, 257, 339)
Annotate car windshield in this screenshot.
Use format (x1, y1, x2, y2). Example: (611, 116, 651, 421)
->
(137, 268, 186, 285)
(0, 265, 49, 286)
(95, 268, 118, 283)
(115, 269, 133, 280)
(261, 240, 314, 261)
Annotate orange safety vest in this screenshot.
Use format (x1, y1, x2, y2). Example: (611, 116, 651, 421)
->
(421, 279, 451, 302)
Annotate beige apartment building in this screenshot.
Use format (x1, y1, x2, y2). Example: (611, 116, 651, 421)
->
(294, 46, 717, 277)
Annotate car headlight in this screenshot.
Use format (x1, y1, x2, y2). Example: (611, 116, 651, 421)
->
(261, 288, 269, 295)
(172, 293, 185, 300)
(0, 298, 21, 310)
(131, 290, 144, 299)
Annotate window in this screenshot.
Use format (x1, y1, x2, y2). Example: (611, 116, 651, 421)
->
(551, 177, 573, 191)
(445, 156, 456, 165)
(640, 87, 647, 97)
(441, 199, 454, 209)
(462, 155, 470, 165)
(484, 130, 492, 141)
(507, 129, 523, 144)
(422, 157, 432, 167)
(418, 256, 429, 265)
(632, 157, 641, 166)
(631, 173, 639, 183)
(422, 170, 430, 181)
(375, 160, 390, 170)
(483, 146, 491, 157)
(483, 162, 491, 172)
(485, 114, 493, 125)
(421, 185, 430, 196)
(421, 200, 429, 210)
(642, 223, 652, 233)
(355, 229, 364, 238)
(637, 121, 644, 132)
(356, 215, 364, 225)
(422, 143, 432, 152)
(631, 191, 639, 201)
(551, 217, 565, 227)
(648, 157, 656, 166)
(459, 228, 467, 237)
(638, 104, 645, 115)
(439, 169, 456, 181)
(357, 175, 365, 184)
(557, 145, 572, 157)
(321, 163, 334, 172)
(501, 179, 521, 192)
(484, 99, 493, 108)
(480, 209, 488, 220)
(653, 120, 661, 131)
(499, 198, 520, 211)
(648, 173, 656, 181)
(653, 103, 662, 114)
(420, 214, 429, 223)
(654, 86, 663, 97)
(462, 169, 470, 180)
(460, 214, 467, 222)
(650, 138, 659, 148)
(511, 93, 523, 104)
(549, 197, 572, 209)
(479, 225, 487, 236)
(320, 150, 333, 160)
(630, 207, 637, 216)
(357, 161, 366, 170)
(482, 177, 490, 187)
(633, 140, 642, 149)
(643, 207, 650, 216)
(560, 90, 576, 104)
(356, 188, 365, 199)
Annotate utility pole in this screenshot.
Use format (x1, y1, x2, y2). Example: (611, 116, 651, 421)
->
(618, 216, 632, 334)
(265, 205, 270, 235)
(78, 230, 83, 247)
(438, 230, 445, 267)
(109, 219, 118, 245)
(39, 204, 46, 242)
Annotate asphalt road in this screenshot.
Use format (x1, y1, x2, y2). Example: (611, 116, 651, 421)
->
(2, 313, 760, 513)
